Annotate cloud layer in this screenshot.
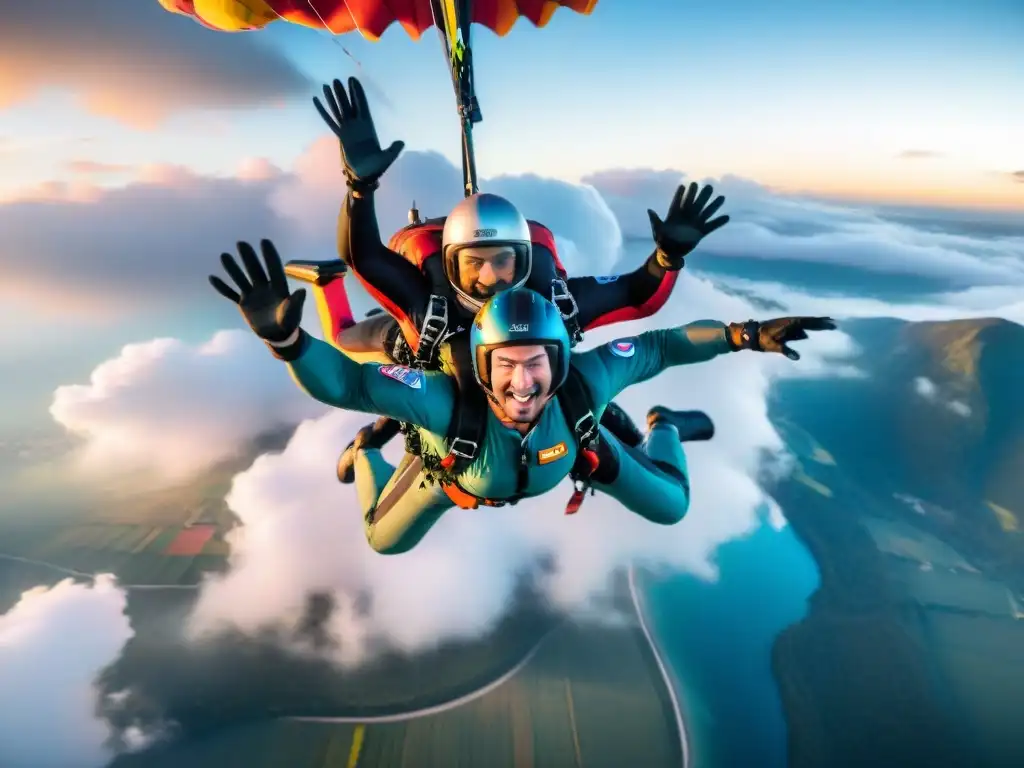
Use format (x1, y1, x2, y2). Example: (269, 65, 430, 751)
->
(0, 576, 132, 768)
(0, 1, 308, 128)
(50, 331, 326, 485)
(584, 169, 1024, 287)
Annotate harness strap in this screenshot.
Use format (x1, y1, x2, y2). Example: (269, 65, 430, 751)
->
(557, 365, 600, 514)
(550, 278, 583, 346)
(414, 294, 449, 366)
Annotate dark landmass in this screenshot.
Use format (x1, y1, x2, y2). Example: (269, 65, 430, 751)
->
(769, 316, 1024, 768)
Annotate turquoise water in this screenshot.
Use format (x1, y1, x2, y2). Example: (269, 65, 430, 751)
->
(641, 511, 820, 768)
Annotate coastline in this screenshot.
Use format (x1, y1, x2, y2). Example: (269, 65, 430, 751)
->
(628, 564, 691, 768)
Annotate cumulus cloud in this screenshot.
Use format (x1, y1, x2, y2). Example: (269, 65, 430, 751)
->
(0, 1, 309, 128)
(0, 576, 132, 768)
(913, 376, 973, 418)
(585, 169, 1024, 287)
(185, 264, 850, 663)
(50, 331, 327, 484)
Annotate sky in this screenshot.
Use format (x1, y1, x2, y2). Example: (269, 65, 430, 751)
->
(0, 0, 1021, 208)
(1, 5, 1023, 764)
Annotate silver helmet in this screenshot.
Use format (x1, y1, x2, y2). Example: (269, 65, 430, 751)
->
(442, 193, 532, 311)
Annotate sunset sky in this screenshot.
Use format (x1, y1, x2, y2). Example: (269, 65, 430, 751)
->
(1, 0, 1021, 209)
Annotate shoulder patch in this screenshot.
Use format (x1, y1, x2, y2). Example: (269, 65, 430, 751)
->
(379, 364, 425, 389)
(538, 442, 568, 465)
(594, 275, 621, 284)
(608, 339, 636, 358)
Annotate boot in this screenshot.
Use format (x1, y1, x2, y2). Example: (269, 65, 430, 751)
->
(599, 401, 645, 448)
(646, 407, 715, 442)
(337, 417, 403, 483)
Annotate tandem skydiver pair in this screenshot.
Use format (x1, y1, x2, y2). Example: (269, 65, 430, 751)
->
(294, 78, 730, 487)
(208, 78, 836, 554)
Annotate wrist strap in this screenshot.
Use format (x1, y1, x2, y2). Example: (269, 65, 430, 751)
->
(266, 329, 308, 362)
(344, 169, 379, 195)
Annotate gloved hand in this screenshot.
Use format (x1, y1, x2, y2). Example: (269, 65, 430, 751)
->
(647, 182, 730, 270)
(208, 240, 308, 360)
(313, 77, 404, 193)
(728, 317, 837, 360)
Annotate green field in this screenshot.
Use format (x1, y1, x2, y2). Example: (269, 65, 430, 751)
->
(110, 616, 682, 768)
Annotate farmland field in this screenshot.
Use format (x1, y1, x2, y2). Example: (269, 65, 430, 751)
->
(110, 607, 682, 768)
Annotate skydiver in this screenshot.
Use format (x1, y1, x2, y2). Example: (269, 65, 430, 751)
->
(289, 77, 731, 479)
(209, 240, 836, 554)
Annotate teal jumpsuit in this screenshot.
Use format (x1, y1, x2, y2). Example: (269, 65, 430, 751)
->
(288, 321, 734, 554)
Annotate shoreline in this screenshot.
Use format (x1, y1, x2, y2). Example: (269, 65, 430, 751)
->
(628, 564, 691, 768)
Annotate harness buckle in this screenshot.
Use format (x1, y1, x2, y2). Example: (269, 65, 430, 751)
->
(447, 438, 479, 461)
(573, 411, 599, 448)
(415, 294, 449, 364)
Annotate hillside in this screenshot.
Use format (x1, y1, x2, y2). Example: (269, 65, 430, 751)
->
(769, 316, 1024, 768)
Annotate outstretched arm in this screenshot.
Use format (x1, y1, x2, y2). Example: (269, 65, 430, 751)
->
(580, 322, 734, 406)
(207, 239, 453, 435)
(315, 76, 433, 350)
(339, 189, 433, 347)
(285, 332, 454, 434)
(579, 315, 837, 406)
(569, 253, 678, 331)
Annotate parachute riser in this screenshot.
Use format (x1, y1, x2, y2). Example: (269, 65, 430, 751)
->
(431, 0, 483, 198)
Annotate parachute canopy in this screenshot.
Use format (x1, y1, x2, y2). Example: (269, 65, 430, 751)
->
(157, 0, 597, 40)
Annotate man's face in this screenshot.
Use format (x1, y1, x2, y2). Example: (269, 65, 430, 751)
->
(489, 344, 554, 424)
(456, 245, 519, 300)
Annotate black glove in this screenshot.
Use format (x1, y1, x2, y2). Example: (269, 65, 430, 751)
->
(313, 77, 404, 193)
(208, 240, 308, 361)
(647, 182, 730, 270)
(728, 317, 837, 361)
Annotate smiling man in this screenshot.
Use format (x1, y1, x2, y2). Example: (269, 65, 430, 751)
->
(209, 241, 836, 554)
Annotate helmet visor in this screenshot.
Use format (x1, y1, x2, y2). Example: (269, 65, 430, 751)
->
(445, 243, 531, 303)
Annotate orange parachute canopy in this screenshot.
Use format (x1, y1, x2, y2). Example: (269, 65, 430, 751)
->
(157, 0, 598, 40)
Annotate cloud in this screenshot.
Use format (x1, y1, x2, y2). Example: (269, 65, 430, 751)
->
(50, 331, 327, 485)
(66, 160, 134, 176)
(185, 263, 851, 663)
(0, 165, 290, 312)
(913, 376, 973, 418)
(0, 1, 309, 128)
(716, 278, 1024, 327)
(10, 150, 1022, 325)
(2, 142, 625, 320)
(897, 150, 942, 159)
(584, 169, 1024, 287)
(0, 576, 132, 768)
(1010, 171, 1024, 183)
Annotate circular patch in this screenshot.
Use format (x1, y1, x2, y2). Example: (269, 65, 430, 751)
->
(609, 340, 636, 358)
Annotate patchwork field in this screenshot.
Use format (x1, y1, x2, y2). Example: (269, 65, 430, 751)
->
(111, 616, 683, 768)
